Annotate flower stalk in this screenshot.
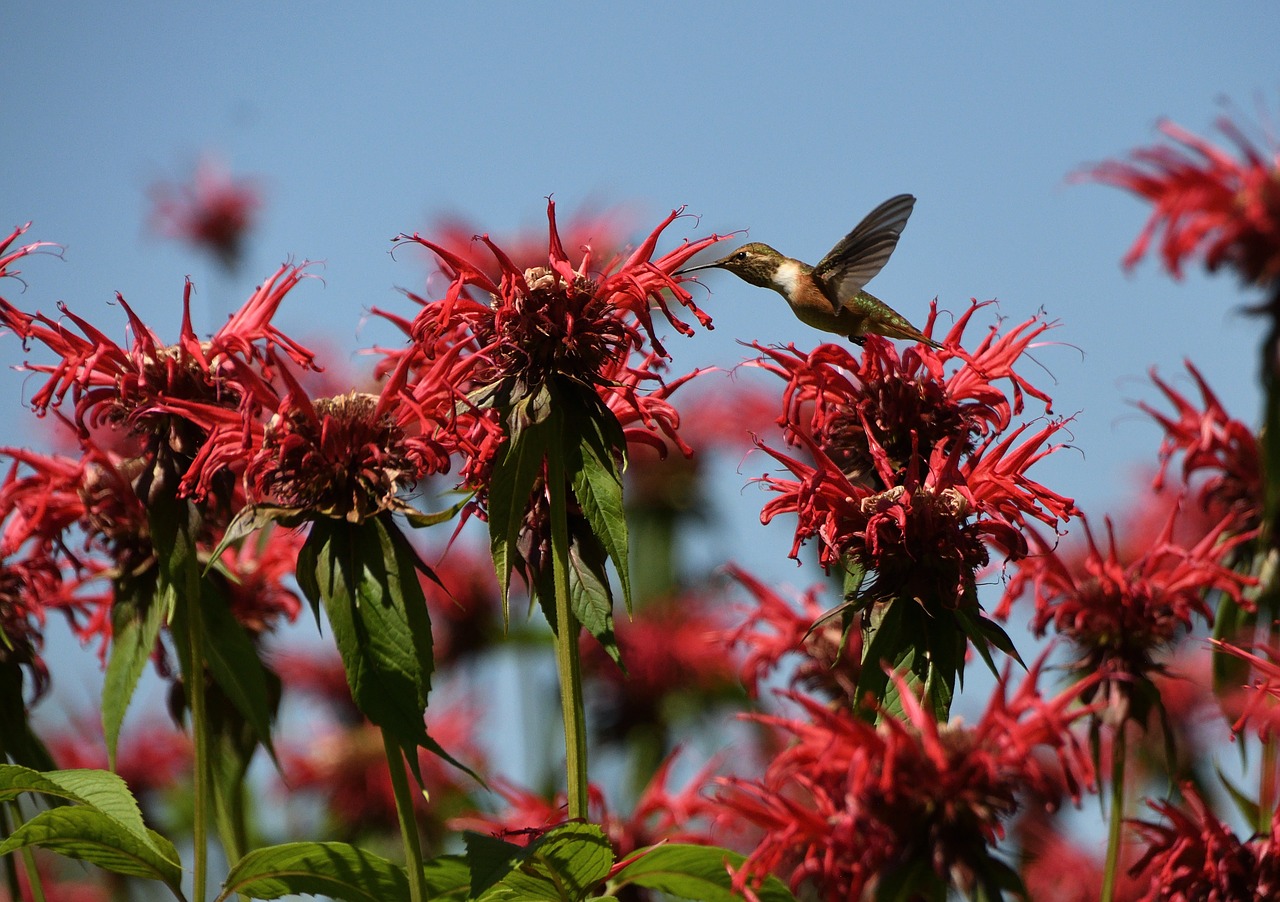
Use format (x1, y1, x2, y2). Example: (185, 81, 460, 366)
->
(1101, 724, 1128, 902)
(547, 449, 589, 821)
(382, 731, 428, 902)
(183, 592, 211, 902)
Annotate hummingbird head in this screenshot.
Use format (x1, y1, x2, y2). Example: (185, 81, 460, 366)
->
(677, 242, 787, 289)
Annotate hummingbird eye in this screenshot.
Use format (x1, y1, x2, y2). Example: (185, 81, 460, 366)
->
(734, 252, 748, 261)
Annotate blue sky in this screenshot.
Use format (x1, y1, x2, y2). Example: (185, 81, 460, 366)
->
(3, 3, 1277, 735)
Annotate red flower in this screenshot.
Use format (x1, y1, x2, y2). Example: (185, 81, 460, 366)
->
(711, 660, 1098, 900)
(0, 222, 61, 286)
(0, 265, 318, 504)
(1129, 786, 1280, 900)
(1140, 360, 1260, 536)
(149, 156, 262, 270)
(999, 508, 1254, 723)
(1082, 116, 1280, 286)
(391, 200, 727, 490)
(1209, 639, 1280, 741)
(414, 204, 637, 288)
(0, 553, 62, 698)
(721, 564, 862, 703)
(751, 303, 1073, 604)
(0, 443, 148, 654)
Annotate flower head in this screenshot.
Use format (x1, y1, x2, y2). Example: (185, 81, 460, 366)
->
(392, 200, 725, 481)
(149, 156, 262, 270)
(1209, 639, 1280, 741)
(1082, 116, 1280, 286)
(0, 265, 318, 504)
(1000, 508, 1254, 723)
(722, 564, 862, 703)
(753, 303, 1074, 605)
(712, 660, 1098, 900)
(1129, 787, 1280, 900)
(1140, 361, 1260, 537)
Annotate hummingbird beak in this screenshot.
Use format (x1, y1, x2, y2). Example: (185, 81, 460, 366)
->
(674, 259, 723, 276)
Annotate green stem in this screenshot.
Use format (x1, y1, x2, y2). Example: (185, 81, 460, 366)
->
(211, 750, 250, 896)
(186, 596, 211, 902)
(1261, 738, 1277, 834)
(546, 453, 588, 820)
(1, 803, 25, 902)
(1259, 296, 1280, 832)
(1100, 724, 1127, 902)
(382, 731, 427, 902)
(19, 845, 47, 902)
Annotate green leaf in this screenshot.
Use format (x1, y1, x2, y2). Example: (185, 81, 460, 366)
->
(467, 824, 615, 902)
(613, 844, 797, 902)
(205, 504, 306, 571)
(296, 525, 325, 629)
(303, 516, 474, 784)
(567, 530, 622, 668)
(488, 407, 553, 618)
(102, 571, 167, 769)
(0, 806, 182, 889)
(1215, 762, 1262, 828)
(395, 493, 474, 530)
(216, 841, 410, 902)
(189, 576, 280, 765)
(873, 859, 943, 902)
(464, 832, 524, 898)
(919, 610, 961, 721)
(420, 854, 471, 899)
(1212, 583, 1258, 697)
(0, 766, 151, 842)
(854, 597, 907, 715)
(562, 384, 632, 615)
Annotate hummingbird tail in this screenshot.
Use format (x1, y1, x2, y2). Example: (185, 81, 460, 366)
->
(860, 320, 942, 350)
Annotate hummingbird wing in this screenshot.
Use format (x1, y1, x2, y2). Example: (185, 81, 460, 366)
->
(812, 194, 915, 303)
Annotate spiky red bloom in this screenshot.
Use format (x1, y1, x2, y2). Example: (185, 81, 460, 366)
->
(149, 156, 262, 270)
(1209, 639, 1280, 741)
(722, 565, 862, 703)
(712, 661, 1097, 900)
(1129, 787, 1280, 900)
(0, 439, 303, 657)
(390, 200, 727, 488)
(999, 509, 1254, 722)
(0, 444, 150, 652)
(0, 266, 318, 503)
(0, 222, 61, 284)
(1083, 116, 1280, 286)
(0, 554, 62, 697)
(753, 303, 1074, 603)
(1141, 361, 1260, 536)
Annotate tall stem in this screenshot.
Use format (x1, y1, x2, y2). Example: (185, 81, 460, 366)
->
(185, 595, 210, 902)
(1259, 297, 1280, 831)
(546, 452, 588, 820)
(381, 732, 427, 902)
(1100, 724, 1127, 902)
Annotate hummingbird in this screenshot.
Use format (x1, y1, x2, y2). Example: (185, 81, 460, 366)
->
(679, 194, 939, 347)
